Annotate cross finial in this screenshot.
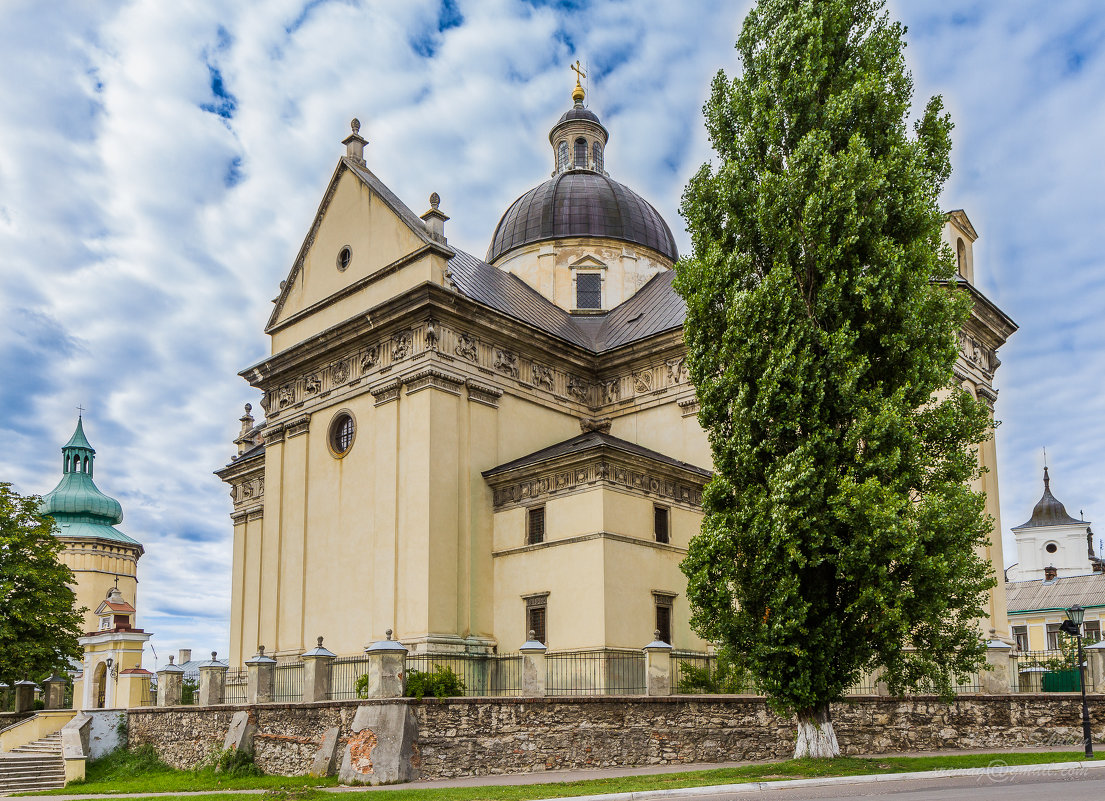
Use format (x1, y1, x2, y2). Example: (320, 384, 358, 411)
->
(113, 576, 119, 589)
(571, 60, 586, 104)
(76, 404, 85, 418)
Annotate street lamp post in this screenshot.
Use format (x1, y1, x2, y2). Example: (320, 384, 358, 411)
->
(1061, 604, 1093, 758)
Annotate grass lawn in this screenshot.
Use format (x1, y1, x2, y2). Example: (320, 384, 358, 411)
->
(23, 749, 1104, 800)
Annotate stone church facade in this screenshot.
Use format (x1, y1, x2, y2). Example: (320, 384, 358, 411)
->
(219, 79, 1016, 667)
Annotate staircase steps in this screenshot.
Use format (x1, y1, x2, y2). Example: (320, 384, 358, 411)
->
(0, 733, 66, 794)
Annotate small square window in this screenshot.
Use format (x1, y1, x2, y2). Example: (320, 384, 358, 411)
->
(576, 273, 601, 309)
(1012, 625, 1028, 651)
(654, 506, 670, 544)
(527, 506, 545, 545)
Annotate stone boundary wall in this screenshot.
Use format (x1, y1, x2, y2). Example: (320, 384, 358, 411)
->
(127, 694, 1105, 779)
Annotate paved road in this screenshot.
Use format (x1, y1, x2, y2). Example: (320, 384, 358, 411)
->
(652, 770, 1105, 800)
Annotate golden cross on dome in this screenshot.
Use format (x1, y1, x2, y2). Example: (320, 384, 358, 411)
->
(571, 60, 586, 103)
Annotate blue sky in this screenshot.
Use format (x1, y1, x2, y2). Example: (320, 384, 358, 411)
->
(2, 0, 1103, 666)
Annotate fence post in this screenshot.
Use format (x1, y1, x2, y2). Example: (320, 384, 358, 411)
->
(13, 680, 37, 713)
(979, 639, 1012, 693)
(43, 674, 68, 709)
(520, 631, 547, 697)
(156, 656, 185, 707)
(246, 646, 278, 704)
(364, 630, 407, 698)
(1086, 641, 1105, 690)
(302, 637, 337, 702)
(198, 652, 229, 706)
(644, 631, 673, 696)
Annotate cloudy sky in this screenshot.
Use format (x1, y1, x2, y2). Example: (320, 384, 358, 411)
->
(2, 0, 1103, 667)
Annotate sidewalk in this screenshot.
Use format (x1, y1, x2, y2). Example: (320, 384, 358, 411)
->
(23, 746, 1102, 801)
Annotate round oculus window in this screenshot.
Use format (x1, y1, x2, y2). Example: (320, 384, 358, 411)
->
(329, 412, 355, 457)
(337, 246, 352, 272)
(1045, 543, 1058, 554)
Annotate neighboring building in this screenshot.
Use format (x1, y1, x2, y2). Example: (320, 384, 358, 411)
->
(39, 416, 144, 634)
(218, 74, 1017, 667)
(1005, 467, 1103, 650)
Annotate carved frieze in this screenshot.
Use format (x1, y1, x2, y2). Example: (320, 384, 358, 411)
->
(602, 378, 621, 404)
(567, 375, 590, 404)
(276, 384, 295, 409)
(361, 344, 380, 373)
(633, 369, 654, 394)
(493, 347, 519, 378)
(331, 359, 349, 385)
(304, 373, 322, 395)
(425, 319, 438, 352)
(666, 357, 688, 385)
(531, 363, 554, 391)
(455, 332, 479, 362)
(392, 331, 413, 361)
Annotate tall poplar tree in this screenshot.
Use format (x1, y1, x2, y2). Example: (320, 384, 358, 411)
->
(675, 0, 995, 757)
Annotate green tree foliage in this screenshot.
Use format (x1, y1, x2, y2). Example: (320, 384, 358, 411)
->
(0, 482, 85, 684)
(675, 0, 995, 753)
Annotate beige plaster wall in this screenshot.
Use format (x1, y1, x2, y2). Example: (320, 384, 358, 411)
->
(59, 542, 140, 634)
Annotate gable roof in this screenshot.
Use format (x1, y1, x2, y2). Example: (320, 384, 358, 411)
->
(1006, 573, 1105, 613)
(447, 249, 687, 354)
(482, 430, 712, 479)
(266, 157, 446, 333)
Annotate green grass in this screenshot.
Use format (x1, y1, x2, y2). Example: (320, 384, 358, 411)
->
(22, 749, 1103, 799)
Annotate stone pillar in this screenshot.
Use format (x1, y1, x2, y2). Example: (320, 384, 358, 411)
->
(1018, 666, 1047, 693)
(198, 652, 229, 706)
(43, 674, 68, 709)
(364, 630, 407, 698)
(156, 656, 185, 707)
(1085, 641, 1105, 690)
(979, 640, 1013, 693)
(13, 680, 37, 713)
(520, 631, 547, 698)
(644, 630, 673, 697)
(302, 637, 337, 702)
(246, 646, 277, 704)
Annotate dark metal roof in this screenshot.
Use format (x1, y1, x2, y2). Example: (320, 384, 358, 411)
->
(447, 249, 686, 353)
(482, 430, 712, 479)
(486, 171, 678, 264)
(1014, 467, 1084, 529)
(557, 106, 604, 126)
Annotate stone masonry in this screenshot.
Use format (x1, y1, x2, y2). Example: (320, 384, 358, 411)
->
(125, 694, 1105, 780)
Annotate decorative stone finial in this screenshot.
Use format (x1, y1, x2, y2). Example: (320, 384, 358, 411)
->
(343, 118, 367, 162)
(317, 636, 325, 647)
(528, 630, 536, 641)
(351, 118, 361, 135)
(421, 193, 449, 243)
(211, 651, 218, 661)
(168, 655, 175, 665)
(429, 192, 440, 209)
(258, 645, 266, 656)
(244, 403, 252, 414)
(386, 629, 393, 640)
(654, 630, 661, 642)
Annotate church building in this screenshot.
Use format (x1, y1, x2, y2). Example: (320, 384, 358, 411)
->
(219, 73, 1016, 667)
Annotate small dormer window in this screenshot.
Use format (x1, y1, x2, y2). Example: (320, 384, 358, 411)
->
(593, 142, 603, 173)
(557, 141, 569, 172)
(574, 137, 587, 168)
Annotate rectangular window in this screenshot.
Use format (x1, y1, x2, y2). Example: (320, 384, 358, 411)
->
(1046, 622, 1062, 650)
(526, 506, 545, 545)
(525, 597, 548, 645)
(576, 273, 601, 309)
(1012, 625, 1028, 651)
(1084, 620, 1101, 642)
(655, 604, 672, 646)
(654, 506, 670, 544)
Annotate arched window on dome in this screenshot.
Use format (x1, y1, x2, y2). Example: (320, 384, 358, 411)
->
(592, 142, 603, 173)
(557, 141, 569, 172)
(83, 456, 90, 474)
(956, 237, 966, 276)
(574, 138, 587, 169)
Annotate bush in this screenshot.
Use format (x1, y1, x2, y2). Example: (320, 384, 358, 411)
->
(405, 665, 466, 700)
(677, 654, 753, 694)
(213, 747, 263, 777)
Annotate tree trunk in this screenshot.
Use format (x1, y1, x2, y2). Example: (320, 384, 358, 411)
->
(794, 704, 841, 758)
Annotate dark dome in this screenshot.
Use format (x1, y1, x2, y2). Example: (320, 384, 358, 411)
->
(1015, 467, 1083, 529)
(487, 171, 679, 264)
(556, 106, 604, 126)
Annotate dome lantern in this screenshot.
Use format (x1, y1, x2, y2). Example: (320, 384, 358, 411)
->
(549, 62, 609, 176)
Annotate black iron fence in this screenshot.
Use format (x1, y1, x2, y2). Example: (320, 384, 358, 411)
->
(328, 655, 371, 700)
(405, 653, 523, 698)
(545, 650, 646, 695)
(224, 670, 248, 704)
(1010, 649, 1096, 692)
(274, 661, 304, 702)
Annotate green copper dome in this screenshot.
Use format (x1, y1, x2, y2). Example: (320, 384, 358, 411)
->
(39, 417, 139, 546)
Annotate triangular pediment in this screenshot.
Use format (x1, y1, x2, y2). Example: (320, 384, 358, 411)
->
(570, 255, 607, 269)
(945, 209, 978, 241)
(266, 158, 448, 335)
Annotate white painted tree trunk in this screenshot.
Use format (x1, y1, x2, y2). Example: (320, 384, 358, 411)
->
(794, 705, 841, 758)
